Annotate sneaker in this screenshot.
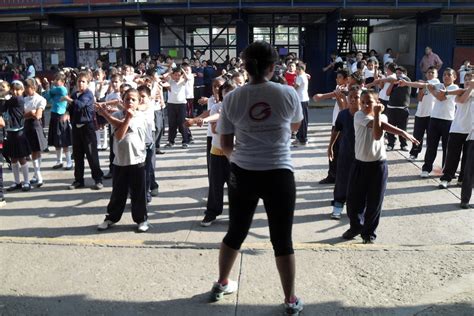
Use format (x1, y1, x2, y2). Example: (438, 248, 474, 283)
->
(438, 180, 448, 189)
(400, 146, 409, 152)
(150, 187, 159, 197)
(342, 228, 361, 240)
(156, 150, 165, 155)
(21, 182, 31, 192)
(164, 143, 173, 148)
(331, 206, 343, 220)
(291, 140, 306, 147)
(386, 145, 394, 151)
(52, 163, 63, 169)
(201, 214, 216, 227)
(0, 199, 6, 208)
(91, 182, 104, 190)
(137, 220, 150, 232)
(6, 183, 21, 192)
(319, 177, 335, 184)
(457, 179, 463, 186)
(189, 138, 195, 144)
(182, 143, 189, 148)
(407, 155, 417, 162)
(103, 172, 113, 180)
(97, 219, 115, 231)
(460, 203, 470, 209)
(30, 178, 44, 188)
(64, 163, 74, 171)
(68, 181, 84, 190)
(362, 237, 375, 244)
(210, 280, 238, 301)
(420, 171, 430, 178)
(285, 298, 304, 315)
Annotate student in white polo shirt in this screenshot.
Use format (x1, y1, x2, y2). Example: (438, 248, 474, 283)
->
(420, 68, 459, 178)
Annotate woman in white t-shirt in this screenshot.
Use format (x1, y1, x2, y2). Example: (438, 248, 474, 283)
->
(212, 41, 304, 315)
(421, 68, 459, 177)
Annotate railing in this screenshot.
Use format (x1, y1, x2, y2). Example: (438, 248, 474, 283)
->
(0, 0, 472, 8)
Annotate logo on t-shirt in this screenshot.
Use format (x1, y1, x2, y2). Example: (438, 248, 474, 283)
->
(249, 102, 271, 121)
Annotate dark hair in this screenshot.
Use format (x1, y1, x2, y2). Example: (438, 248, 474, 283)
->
(218, 79, 237, 101)
(444, 67, 456, 76)
(241, 41, 279, 79)
(171, 67, 182, 74)
(336, 69, 349, 78)
(123, 88, 138, 99)
(361, 89, 378, 101)
(395, 66, 407, 74)
(137, 85, 151, 97)
(386, 62, 397, 73)
(350, 72, 364, 85)
(386, 48, 392, 53)
(25, 78, 37, 90)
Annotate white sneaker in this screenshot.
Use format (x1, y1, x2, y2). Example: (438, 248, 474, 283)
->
(331, 206, 343, 220)
(137, 220, 149, 232)
(285, 298, 304, 315)
(97, 220, 114, 231)
(407, 155, 417, 162)
(386, 145, 394, 151)
(420, 171, 430, 178)
(438, 180, 448, 189)
(210, 279, 238, 301)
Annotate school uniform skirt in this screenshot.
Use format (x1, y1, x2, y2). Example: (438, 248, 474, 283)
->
(3, 129, 32, 159)
(25, 118, 48, 152)
(48, 112, 72, 148)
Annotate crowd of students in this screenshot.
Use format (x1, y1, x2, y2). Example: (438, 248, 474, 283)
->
(0, 42, 472, 315)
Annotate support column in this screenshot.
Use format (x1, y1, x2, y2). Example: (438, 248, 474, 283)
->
(324, 10, 340, 92)
(235, 13, 249, 56)
(64, 26, 76, 67)
(141, 13, 161, 56)
(304, 25, 326, 95)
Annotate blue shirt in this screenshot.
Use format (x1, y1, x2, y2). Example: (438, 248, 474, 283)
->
(70, 89, 95, 125)
(192, 66, 204, 86)
(44, 85, 68, 115)
(335, 109, 355, 159)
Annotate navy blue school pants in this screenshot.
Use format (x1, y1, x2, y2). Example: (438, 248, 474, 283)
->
(105, 163, 147, 224)
(461, 140, 473, 205)
(386, 107, 409, 148)
(327, 126, 340, 181)
(296, 101, 309, 143)
(422, 118, 452, 173)
(346, 160, 388, 241)
(205, 153, 230, 217)
(440, 133, 468, 183)
(145, 143, 159, 201)
(410, 116, 430, 158)
(332, 152, 354, 207)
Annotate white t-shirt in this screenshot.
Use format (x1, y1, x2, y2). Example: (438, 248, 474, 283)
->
(383, 53, 392, 65)
(354, 111, 388, 162)
(143, 103, 156, 144)
(363, 68, 375, 79)
(295, 74, 309, 102)
(379, 73, 396, 101)
(105, 91, 121, 106)
(217, 81, 303, 171)
(450, 93, 473, 134)
(27, 65, 35, 78)
(332, 100, 340, 126)
(24, 93, 47, 113)
(415, 78, 440, 117)
(94, 80, 109, 101)
(111, 110, 147, 166)
(210, 101, 223, 149)
(207, 96, 219, 137)
(468, 96, 474, 140)
(184, 75, 194, 99)
(167, 78, 186, 104)
(124, 75, 138, 89)
(430, 83, 459, 120)
(459, 65, 469, 84)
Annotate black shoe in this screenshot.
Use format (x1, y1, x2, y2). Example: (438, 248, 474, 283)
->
(342, 228, 361, 240)
(52, 163, 63, 170)
(43, 148, 50, 153)
(362, 238, 375, 244)
(460, 203, 470, 209)
(200, 214, 216, 227)
(319, 177, 335, 184)
(400, 146, 409, 152)
(164, 143, 173, 148)
(68, 181, 84, 190)
(156, 150, 165, 155)
(7, 183, 22, 192)
(103, 172, 113, 180)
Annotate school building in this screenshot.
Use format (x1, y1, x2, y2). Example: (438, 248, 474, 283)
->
(0, 0, 473, 92)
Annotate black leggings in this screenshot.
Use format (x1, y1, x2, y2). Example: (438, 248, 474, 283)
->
(223, 163, 296, 257)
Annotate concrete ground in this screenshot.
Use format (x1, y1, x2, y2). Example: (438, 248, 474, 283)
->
(0, 108, 473, 316)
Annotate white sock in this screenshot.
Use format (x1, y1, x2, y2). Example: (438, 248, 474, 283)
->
(33, 159, 42, 182)
(102, 128, 108, 149)
(65, 149, 72, 166)
(96, 130, 102, 148)
(56, 148, 63, 164)
(12, 162, 20, 184)
(20, 162, 29, 184)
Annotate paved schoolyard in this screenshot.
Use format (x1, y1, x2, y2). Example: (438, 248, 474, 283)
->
(0, 108, 472, 315)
